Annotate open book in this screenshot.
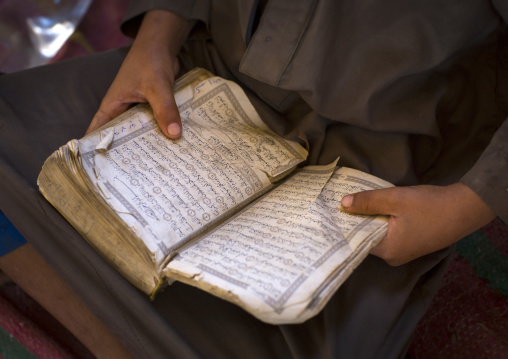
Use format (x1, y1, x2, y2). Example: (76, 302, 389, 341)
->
(38, 68, 392, 324)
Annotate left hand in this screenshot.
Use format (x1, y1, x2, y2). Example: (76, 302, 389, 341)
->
(85, 10, 191, 139)
(341, 183, 496, 266)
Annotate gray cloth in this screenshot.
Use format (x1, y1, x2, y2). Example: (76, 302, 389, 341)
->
(125, 0, 508, 222)
(0, 0, 506, 357)
(0, 50, 452, 358)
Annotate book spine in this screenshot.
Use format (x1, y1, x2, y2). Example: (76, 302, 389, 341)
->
(38, 145, 159, 295)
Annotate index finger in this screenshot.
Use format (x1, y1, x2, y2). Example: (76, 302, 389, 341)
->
(148, 86, 182, 139)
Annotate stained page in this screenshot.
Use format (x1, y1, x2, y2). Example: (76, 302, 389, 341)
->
(165, 166, 393, 324)
(75, 74, 308, 270)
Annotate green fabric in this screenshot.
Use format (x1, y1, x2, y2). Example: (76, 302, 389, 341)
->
(0, 325, 36, 359)
(456, 231, 508, 297)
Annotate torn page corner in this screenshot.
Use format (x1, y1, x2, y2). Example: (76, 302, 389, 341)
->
(95, 130, 115, 152)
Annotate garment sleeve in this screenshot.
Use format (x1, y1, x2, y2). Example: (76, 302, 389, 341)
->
(121, 0, 210, 37)
(460, 118, 508, 224)
(460, 2, 508, 224)
(492, 0, 508, 24)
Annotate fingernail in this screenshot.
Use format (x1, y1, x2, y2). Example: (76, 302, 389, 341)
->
(341, 195, 353, 208)
(167, 123, 181, 137)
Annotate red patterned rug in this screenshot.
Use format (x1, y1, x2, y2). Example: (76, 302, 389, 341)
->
(0, 281, 93, 359)
(408, 219, 508, 359)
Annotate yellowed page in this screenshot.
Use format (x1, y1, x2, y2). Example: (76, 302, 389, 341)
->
(165, 166, 392, 324)
(76, 74, 308, 270)
(37, 68, 216, 294)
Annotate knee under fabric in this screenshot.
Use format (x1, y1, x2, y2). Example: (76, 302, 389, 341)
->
(0, 211, 27, 256)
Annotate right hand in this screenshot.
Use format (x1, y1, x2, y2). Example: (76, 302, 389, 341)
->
(86, 10, 192, 139)
(341, 183, 495, 266)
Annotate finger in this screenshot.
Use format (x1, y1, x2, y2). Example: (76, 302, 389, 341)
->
(86, 101, 131, 135)
(341, 187, 401, 216)
(149, 86, 182, 139)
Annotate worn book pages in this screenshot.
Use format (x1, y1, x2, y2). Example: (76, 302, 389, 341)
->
(38, 68, 394, 324)
(38, 68, 308, 295)
(79, 71, 307, 270)
(164, 165, 392, 323)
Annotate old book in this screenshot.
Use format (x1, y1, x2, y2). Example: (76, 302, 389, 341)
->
(38, 68, 392, 324)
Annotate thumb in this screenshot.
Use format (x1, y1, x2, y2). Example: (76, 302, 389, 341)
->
(149, 87, 182, 140)
(341, 187, 399, 216)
